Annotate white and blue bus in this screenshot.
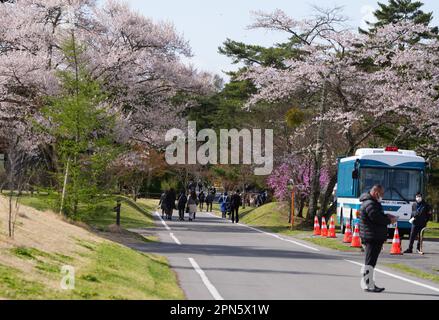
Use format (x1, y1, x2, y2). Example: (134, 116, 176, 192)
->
(336, 147, 427, 238)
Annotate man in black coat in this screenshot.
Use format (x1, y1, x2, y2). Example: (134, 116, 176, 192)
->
(359, 185, 397, 293)
(163, 188, 176, 220)
(404, 192, 431, 254)
(230, 190, 242, 223)
(205, 191, 214, 212)
(177, 190, 188, 221)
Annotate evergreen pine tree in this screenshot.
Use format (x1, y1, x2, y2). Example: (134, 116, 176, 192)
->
(360, 0, 438, 37)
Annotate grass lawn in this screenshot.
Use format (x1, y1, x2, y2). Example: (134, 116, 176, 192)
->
(0, 241, 184, 299)
(18, 195, 156, 231)
(1, 195, 183, 299)
(423, 221, 439, 238)
(384, 263, 439, 284)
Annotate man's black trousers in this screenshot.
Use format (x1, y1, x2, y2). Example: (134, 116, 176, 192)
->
(364, 240, 384, 267)
(231, 207, 239, 223)
(408, 224, 424, 250)
(178, 208, 185, 220)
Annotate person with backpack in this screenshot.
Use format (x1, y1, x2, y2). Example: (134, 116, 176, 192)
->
(404, 192, 432, 254)
(186, 191, 198, 221)
(230, 190, 242, 223)
(177, 190, 187, 221)
(219, 192, 229, 219)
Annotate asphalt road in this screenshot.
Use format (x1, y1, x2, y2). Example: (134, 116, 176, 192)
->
(130, 211, 439, 300)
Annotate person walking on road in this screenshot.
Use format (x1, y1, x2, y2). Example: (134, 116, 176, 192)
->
(205, 191, 214, 212)
(219, 192, 229, 218)
(404, 192, 432, 254)
(187, 191, 198, 221)
(158, 191, 168, 218)
(163, 188, 176, 220)
(230, 190, 242, 224)
(198, 191, 205, 211)
(177, 190, 187, 221)
(359, 185, 397, 293)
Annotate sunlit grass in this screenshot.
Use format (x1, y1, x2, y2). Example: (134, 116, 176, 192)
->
(1, 242, 184, 299)
(384, 263, 439, 284)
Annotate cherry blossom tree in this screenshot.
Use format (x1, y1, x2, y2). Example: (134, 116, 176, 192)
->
(267, 157, 330, 218)
(241, 8, 439, 219)
(0, 0, 215, 198)
(0, 0, 214, 147)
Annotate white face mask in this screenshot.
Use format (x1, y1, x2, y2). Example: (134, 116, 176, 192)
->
(416, 197, 422, 203)
(377, 197, 383, 203)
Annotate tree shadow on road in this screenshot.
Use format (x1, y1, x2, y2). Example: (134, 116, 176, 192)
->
(130, 240, 342, 261)
(383, 291, 439, 298)
(166, 263, 358, 278)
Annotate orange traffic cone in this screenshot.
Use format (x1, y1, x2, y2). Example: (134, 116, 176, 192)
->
(328, 215, 336, 238)
(321, 217, 328, 237)
(390, 227, 403, 255)
(351, 224, 362, 248)
(343, 220, 352, 243)
(313, 216, 321, 236)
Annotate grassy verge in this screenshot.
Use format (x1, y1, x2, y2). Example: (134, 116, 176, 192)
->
(1, 195, 184, 299)
(18, 195, 156, 231)
(0, 241, 184, 299)
(384, 263, 439, 284)
(423, 221, 439, 238)
(212, 201, 362, 252)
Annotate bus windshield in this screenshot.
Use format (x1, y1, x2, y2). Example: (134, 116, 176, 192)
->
(359, 168, 423, 201)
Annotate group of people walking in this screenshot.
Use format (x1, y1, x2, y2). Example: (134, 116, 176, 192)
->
(196, 190, 215, 212)
(158, 188, 216, 222)
(158, 188, 244, 223)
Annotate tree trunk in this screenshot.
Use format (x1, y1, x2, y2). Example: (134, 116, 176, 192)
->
(297, 196, 305, 218)
(146, 168, 152, 199)
(8, 190, 13, 238)
(307, 83, 327, 221)
(321, 173, 337, 218)
(132, 186, 137, 202)
(73, 197, 78, 217)
(242, 182, 246, 209)
(59, 157, 70, 215)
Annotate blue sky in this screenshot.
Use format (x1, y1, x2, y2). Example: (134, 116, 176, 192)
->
(124, 0, 439, 80)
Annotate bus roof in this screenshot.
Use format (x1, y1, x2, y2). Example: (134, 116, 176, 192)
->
(339, 148, 425, 168)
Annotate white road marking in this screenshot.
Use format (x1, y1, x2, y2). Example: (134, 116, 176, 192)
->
(242, 224, 320, 252)
(170, 233, 181, 245)
(345, 259, 439, 293)
(204, 211, 320, 252)
(188, 257, 224, 300)
(155, 211, 171, 230)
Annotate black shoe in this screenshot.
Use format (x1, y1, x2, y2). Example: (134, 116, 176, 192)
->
(404, 249, 413, 254)
(364, 286, 385, 293)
